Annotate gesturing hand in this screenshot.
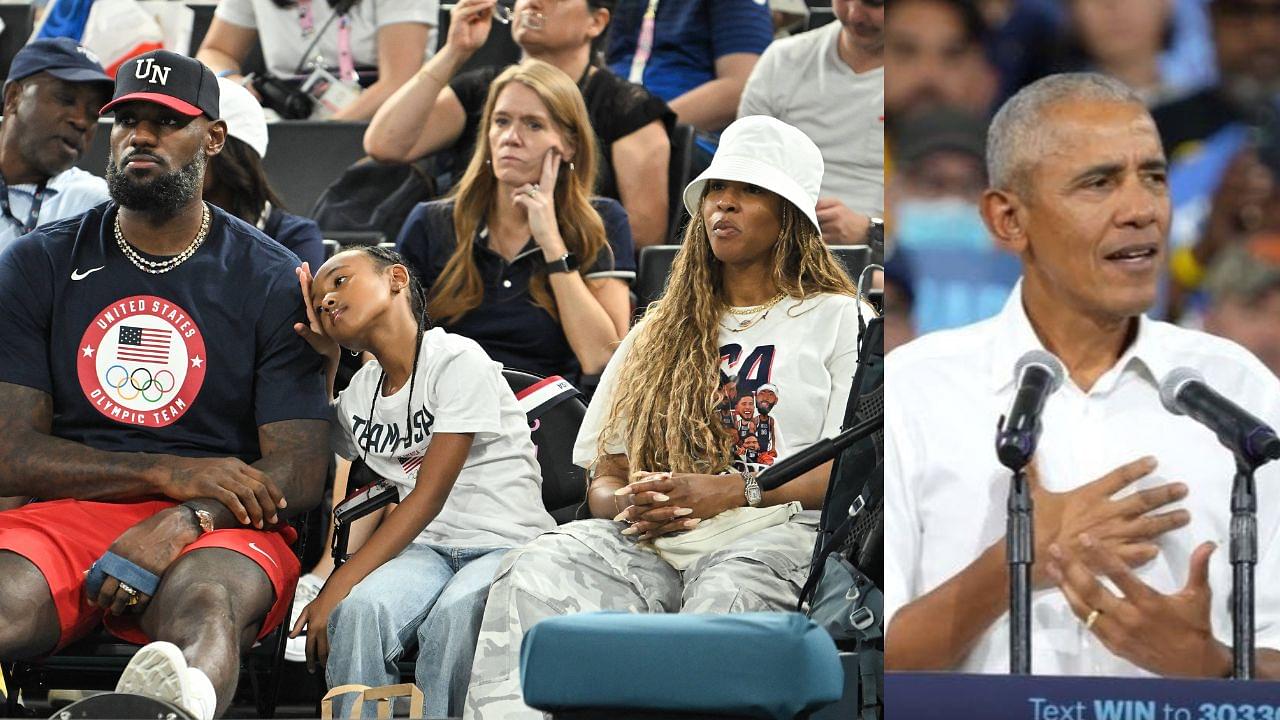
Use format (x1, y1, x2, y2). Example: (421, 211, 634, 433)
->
(158, 456, 285, 528)
(513, 148, 566, 255)
(292, 262, 340, 363)
(1047, 534, 1230, 678)
(446, 0, 498, 55)
(1030, 456, 1189, 589)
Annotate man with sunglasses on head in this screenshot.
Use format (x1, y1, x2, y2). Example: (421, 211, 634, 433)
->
(738, 0, 884, 247)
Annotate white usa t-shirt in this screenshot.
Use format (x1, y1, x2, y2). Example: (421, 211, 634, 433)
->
(574, 293, 873, 474)
(333, 327, 554, 548)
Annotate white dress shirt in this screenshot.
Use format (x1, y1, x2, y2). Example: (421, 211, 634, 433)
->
(885, 281, 1280, 676)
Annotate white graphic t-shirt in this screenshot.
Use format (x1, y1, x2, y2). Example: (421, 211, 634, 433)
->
(333, 327, 554, 548)
(574, 293, 873, 474)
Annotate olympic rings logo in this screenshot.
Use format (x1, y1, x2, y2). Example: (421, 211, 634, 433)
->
(104, 365, 176, 403)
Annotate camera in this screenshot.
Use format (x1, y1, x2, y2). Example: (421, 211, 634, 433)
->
(249, 73, 315, 120)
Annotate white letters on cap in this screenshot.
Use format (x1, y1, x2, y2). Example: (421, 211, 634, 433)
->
(134, 58, 170, 86)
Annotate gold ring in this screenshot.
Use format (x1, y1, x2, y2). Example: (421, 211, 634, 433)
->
(1084, 608, 1101, 630)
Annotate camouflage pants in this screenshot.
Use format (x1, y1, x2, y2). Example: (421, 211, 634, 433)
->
(462, 516, 818, 720)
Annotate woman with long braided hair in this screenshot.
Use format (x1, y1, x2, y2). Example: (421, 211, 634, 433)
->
(464, 116, 877, 720)
(289, 245, 554, 718)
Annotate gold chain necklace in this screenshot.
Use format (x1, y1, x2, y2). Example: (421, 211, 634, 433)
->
(725, 292, 786, 316)
(720, 293, 787, 333)
(114, 204, 211, 275)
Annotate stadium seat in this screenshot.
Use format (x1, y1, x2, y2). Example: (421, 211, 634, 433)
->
(633, 244, 678, 313)
(0, 2, 34, 86)
(264, 122, 370, 215)
(519, 612, 844, 720)
(834, 244, 873, 281)
(667, 123, 698, 242)
(0, 509, 321, 719)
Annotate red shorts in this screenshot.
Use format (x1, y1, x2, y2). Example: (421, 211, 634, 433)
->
(0, 498, 299, 651)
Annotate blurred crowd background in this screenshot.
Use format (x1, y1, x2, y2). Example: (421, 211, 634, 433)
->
(884, 0, 1280, 380)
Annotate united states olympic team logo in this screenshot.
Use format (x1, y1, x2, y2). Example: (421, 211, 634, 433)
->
(76, 295, 207, 427)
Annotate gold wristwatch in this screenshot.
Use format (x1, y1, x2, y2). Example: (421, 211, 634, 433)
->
(183, 503, 215, 535)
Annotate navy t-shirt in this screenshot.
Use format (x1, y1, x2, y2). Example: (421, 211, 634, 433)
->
(0, 202, 328, 462)
(395, 198, 636, 382)
(606, 0, 773, 103)
(264, 207, 326, 270)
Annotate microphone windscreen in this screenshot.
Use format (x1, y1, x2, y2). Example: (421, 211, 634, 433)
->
(1158, 367, 1205, 416)
(1014, 349, 1065, 391)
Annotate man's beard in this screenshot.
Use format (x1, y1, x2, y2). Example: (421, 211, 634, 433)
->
(107, 152, 205, 219)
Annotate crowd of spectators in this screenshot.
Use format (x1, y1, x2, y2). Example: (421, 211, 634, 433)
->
(885, 0, 1280, 380)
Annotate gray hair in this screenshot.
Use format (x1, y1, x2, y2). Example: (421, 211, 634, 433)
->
(986, 72, 1147, 192)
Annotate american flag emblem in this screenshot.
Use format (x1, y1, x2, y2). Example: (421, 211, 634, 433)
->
(398, 452, 424, 475)
(117, 326, 171, 365)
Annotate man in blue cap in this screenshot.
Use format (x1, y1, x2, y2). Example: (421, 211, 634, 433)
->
(0, 38, 114, 250)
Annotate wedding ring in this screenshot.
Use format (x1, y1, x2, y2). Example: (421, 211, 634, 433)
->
(1084, 608, 1101, 630)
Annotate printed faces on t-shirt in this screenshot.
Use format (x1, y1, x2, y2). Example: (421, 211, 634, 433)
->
(718, 341, 783, 472)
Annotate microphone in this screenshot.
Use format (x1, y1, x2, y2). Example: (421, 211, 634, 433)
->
(1159, 368, 1280, 467)
(995, 350, 1066, 471)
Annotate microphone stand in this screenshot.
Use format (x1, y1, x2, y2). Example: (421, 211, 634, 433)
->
(996, 424, 1035, 675)
(1231, 459, 1258, 680)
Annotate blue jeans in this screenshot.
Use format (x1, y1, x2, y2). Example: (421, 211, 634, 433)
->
(326, 544, 509, 718)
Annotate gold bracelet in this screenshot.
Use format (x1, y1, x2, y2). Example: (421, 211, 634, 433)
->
(1170, 245, 1206, 290)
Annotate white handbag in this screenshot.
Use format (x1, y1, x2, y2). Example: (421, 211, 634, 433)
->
(649, 501, 803, 570)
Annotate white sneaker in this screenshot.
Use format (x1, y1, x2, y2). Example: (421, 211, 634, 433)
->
(284, 572, 324, 663)
(115, 641, 217, 720)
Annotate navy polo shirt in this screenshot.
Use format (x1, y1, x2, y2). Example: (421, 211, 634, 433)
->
(395, 198, 636, 382)
(606, 0, 773, 103)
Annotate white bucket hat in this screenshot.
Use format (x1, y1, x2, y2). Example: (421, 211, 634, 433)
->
(682, 115, 824, 234)
(216, 77, 269, 160)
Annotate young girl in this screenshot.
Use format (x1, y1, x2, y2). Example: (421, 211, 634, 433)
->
(290, 245, 554, 719)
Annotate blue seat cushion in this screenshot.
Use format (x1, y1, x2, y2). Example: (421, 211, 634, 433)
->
(519, 611, 843, 719)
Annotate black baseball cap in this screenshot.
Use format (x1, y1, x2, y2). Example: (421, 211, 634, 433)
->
(100, 50, 220, 120)
(5, 38, 113, 93)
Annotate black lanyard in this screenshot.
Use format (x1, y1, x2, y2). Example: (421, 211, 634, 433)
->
(0, 174, 47, 235)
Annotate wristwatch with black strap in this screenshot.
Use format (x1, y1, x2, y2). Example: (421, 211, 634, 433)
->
(866, 217, 884, 249)
(546, 251, 579, 274)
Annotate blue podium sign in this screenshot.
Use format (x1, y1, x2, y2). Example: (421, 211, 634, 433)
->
(887, 672, 1280, 720)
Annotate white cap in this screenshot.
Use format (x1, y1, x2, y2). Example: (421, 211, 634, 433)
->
(216, 77, 269, 159)
(683, 115, 824, 235)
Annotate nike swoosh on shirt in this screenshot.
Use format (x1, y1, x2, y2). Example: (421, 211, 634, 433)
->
(247, 541, 280, 569)
(71, 266, 105, 280)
